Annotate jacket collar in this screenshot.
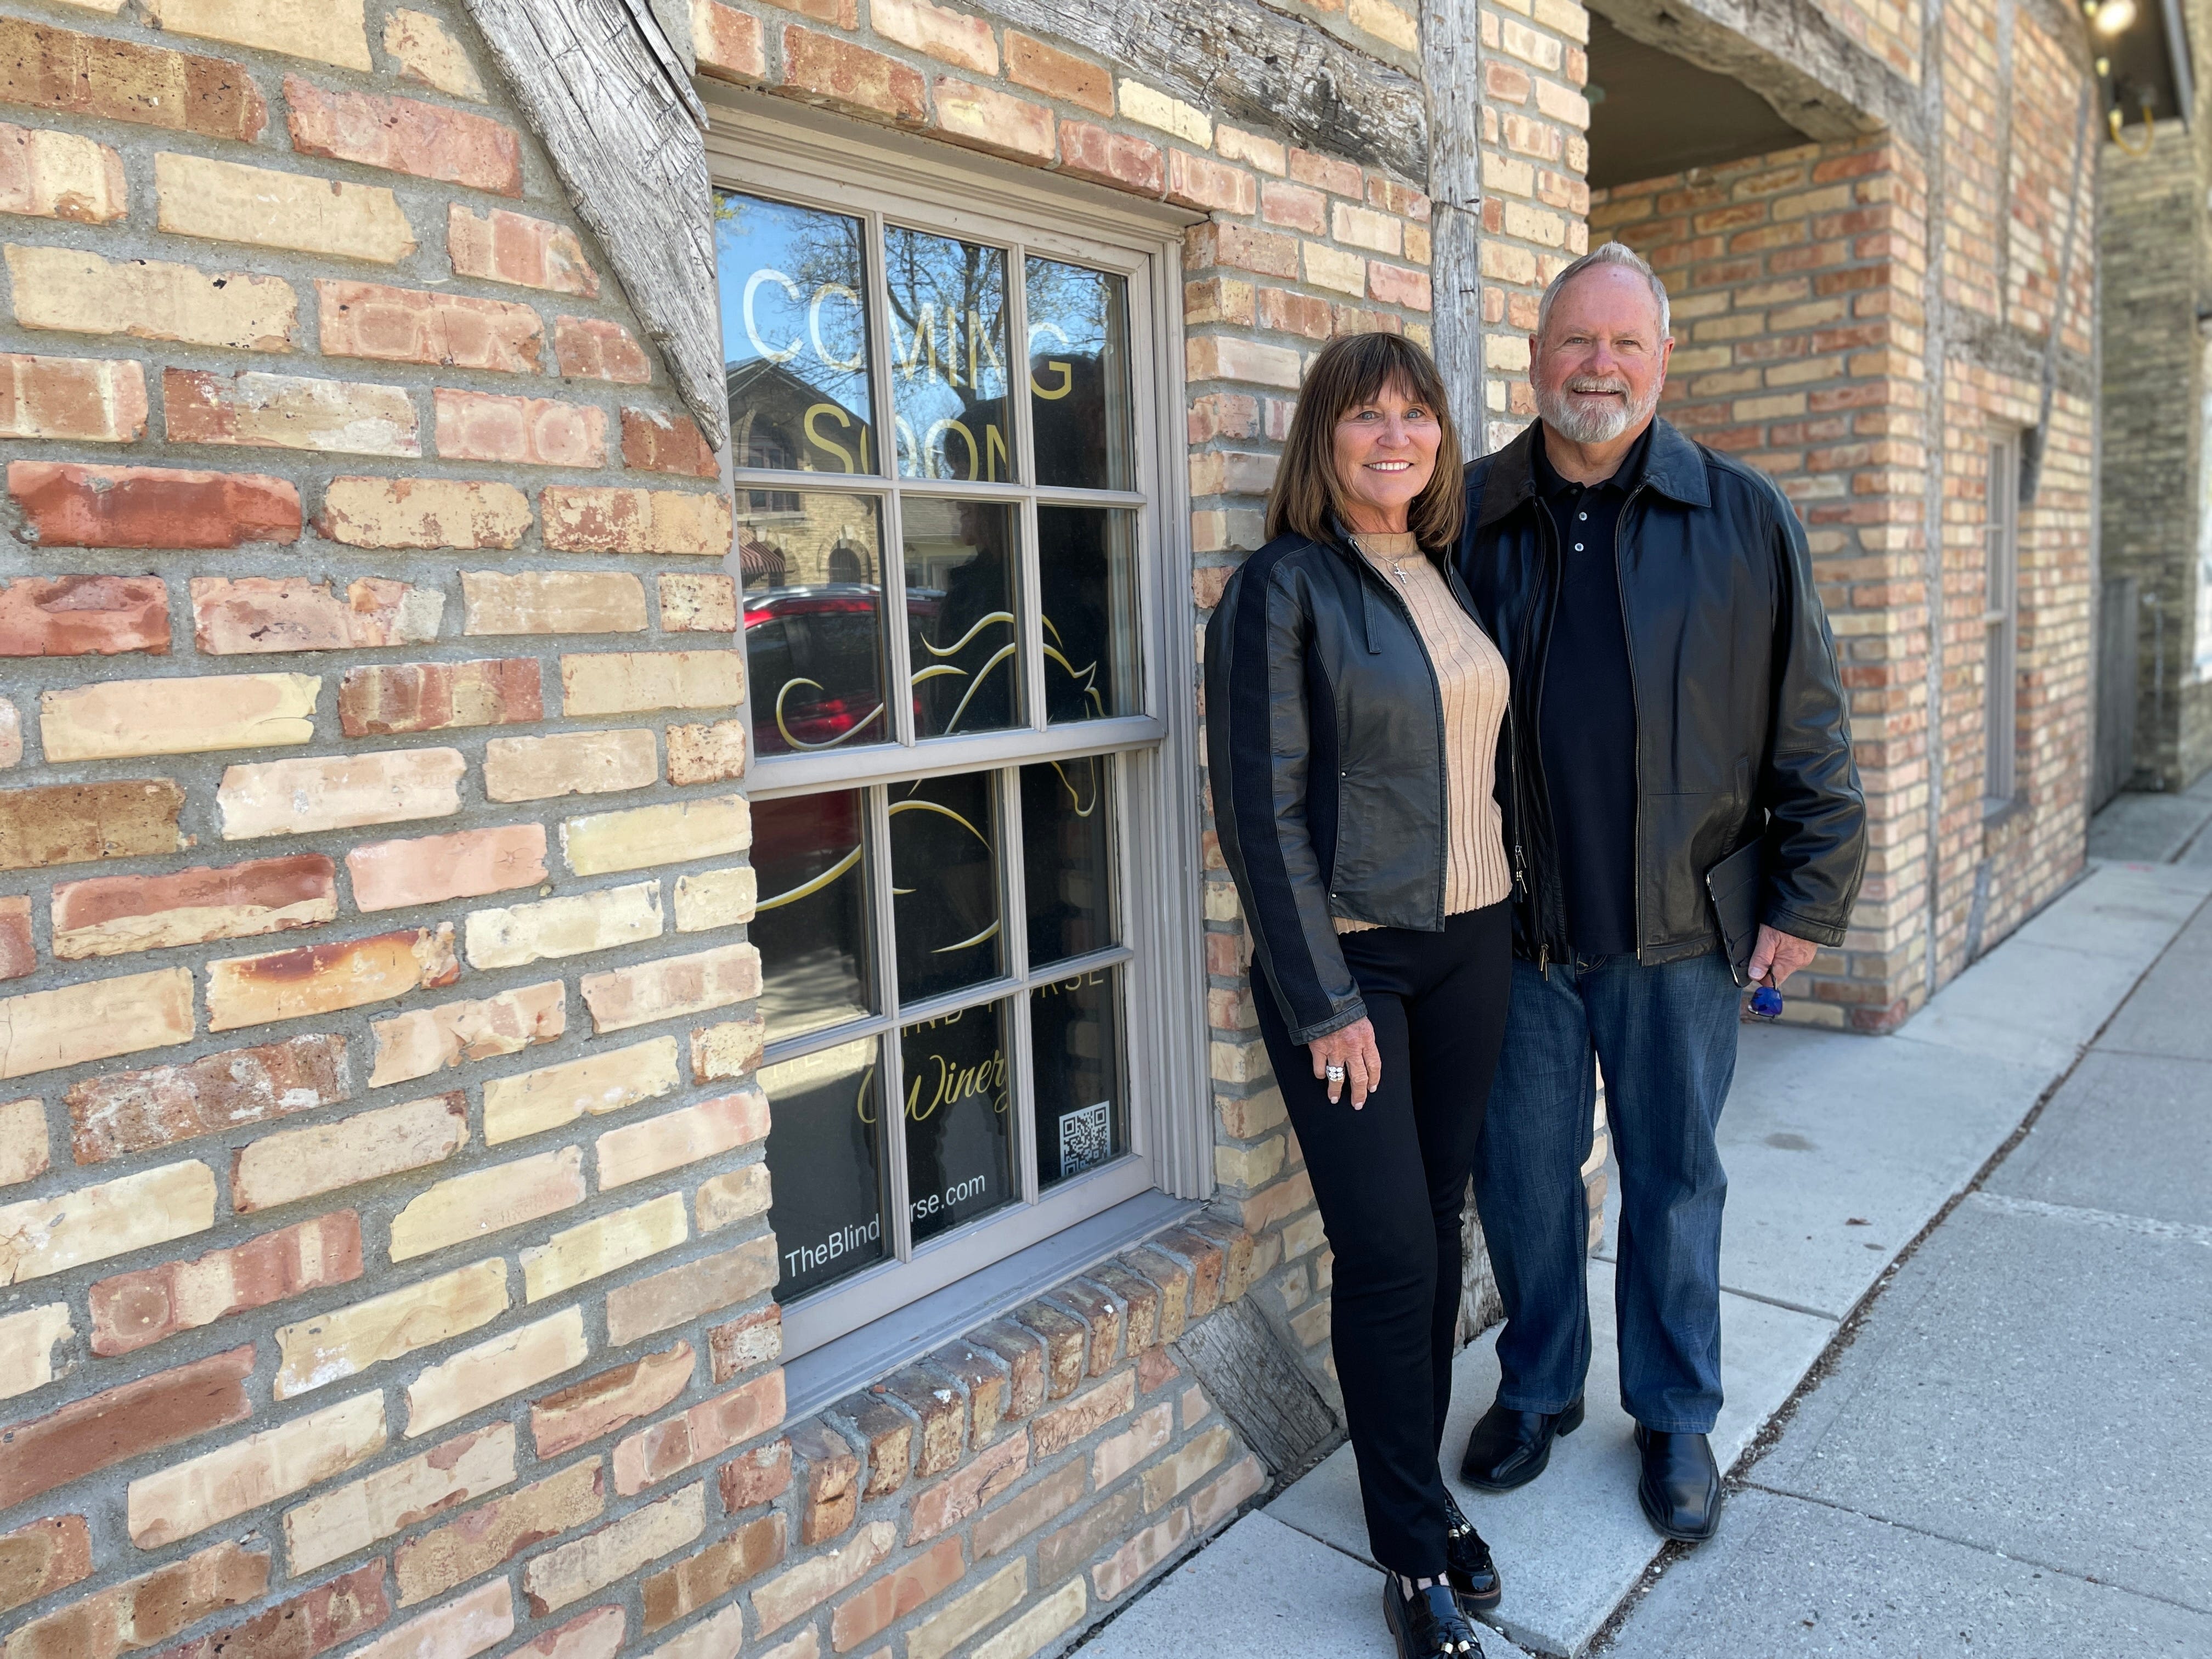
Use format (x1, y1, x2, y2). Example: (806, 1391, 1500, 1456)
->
(1475, 414, 1709, 529)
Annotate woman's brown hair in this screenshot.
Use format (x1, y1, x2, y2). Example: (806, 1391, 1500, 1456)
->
(1263, 331, 1466, 557)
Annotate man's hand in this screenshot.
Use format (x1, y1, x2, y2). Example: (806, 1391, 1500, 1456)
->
(1748, 924, 1819, 988)
(1310, 1018, 1382, 1109)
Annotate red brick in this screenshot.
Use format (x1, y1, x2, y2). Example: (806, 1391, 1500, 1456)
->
(718, 1438, 792, 1514)
(787, 1420, 861, 1545)
(620, 409, 718, 478)
(147, 1561, 390, 1659)
(1, 353, 146, 442)
(706, 1305, 781, 1382)
(447, 207, 599, 296)
(0, 19, 266, 142)
(0, 575, 168, 657)
(0, 1515, 93, 1618)
(694, 1, 766, 82)
(1167, 149, 1256, 215)
(285, 77, 521, 195)
(318, 282, 542, 372)
(933, 78, 1054, 162)
(0, 896, 27, 982)
(8, 464, 300, 548)
(611, 1371, 786, 1496)
(531, 1343, 695, 1460)
(1057, 120, 1165, 196)
(638, 1517, 783, 1634)
(828, 1537, 963, 1651)
(0, 780, 187, 874)
(205, 928, 459, 1034)
(5, 1539, 269, 1659)
(555, 317, 652, 383)
(1368, 261, 1431, 311)
(1186, 221, 1300, 279)
(781, 26, 927, 122)
(347, 824, 548, 913)
(0, 1346, 252, 1511)
(51, 854, 336, 960)
(1289, 146, 1364, 196)
(189, 576, 441, 655)
(435, 389, 606, 466)
(1005, 32, 1111, 114)
(88, 1212, 363, 1359)
(161, 370, 416, 456)
(66, 1033, 349, 1164)
(338, 659, 543, 738)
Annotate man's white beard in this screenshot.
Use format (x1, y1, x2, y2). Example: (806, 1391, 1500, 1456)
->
(1537, 375, 1658, 444)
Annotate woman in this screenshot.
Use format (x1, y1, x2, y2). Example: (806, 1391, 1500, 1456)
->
(1205, 334, 1515, 1659)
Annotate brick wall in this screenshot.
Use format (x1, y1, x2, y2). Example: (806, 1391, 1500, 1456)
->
(0, 1, 1460, 1658)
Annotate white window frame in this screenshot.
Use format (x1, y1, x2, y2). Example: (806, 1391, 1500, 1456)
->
(1983, 432, 2022, 807)
(700, 95, 1212, 1363)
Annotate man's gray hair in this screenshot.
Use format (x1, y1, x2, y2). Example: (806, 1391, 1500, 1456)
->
(1536, 240, 1671, 347)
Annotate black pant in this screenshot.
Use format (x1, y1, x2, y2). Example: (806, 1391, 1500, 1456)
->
(1251, 901, 1512, 1576)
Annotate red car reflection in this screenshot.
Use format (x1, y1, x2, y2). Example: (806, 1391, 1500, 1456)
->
(744, 584, 939, 757)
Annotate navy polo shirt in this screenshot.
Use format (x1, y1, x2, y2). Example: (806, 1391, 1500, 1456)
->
(1532, 422, 1649, 960)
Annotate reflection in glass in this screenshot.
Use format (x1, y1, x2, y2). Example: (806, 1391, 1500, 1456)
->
(1026, 258, 1133, 491)
(904, 498, 1019, 737)
(1031, 967, 1126, 1189)
(750, 792, 871, 1043)
(889, 770, 1001, 1003)
(1039, 506, 1138, 722)
(1022, 757, 1114, 966)
(763, 1036, 886, 1301)
(716, 192, 878, 477)
(901, 1002, 1014, 1244)
(741, 495, 890, 757)
(885, 228, 1010, 482)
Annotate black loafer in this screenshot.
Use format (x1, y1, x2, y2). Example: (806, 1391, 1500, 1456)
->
(1382, 1577, 1486, 1658)
(1634, 1426, 1722, 1542)
(1458, 1393, 1584, 1491)
(1440, 1488, 1500, 1612)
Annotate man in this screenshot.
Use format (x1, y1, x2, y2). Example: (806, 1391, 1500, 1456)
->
(1453, 241, 1866, 1542)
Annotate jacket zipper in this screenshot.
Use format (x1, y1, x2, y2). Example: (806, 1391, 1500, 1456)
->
(1613, 484, 1649, 964)
(1523, 506, 1567, 974)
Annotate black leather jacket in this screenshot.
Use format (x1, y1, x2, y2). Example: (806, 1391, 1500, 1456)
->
(1456, 418, 1866, 969)
(1205, 527, 1517, 1043)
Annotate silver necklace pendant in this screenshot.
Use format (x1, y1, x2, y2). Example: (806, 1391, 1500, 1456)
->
(1391, 562, 1411, 583)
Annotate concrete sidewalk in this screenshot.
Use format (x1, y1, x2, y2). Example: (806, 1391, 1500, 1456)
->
(1075, 856, 2212, 1659)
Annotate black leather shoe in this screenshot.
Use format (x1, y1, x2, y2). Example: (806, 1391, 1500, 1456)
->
(1382, 1578, 1486, 1658)
(1634, 1426, 1722, 1542)
(1440, 1488, 1500, 1612)
(1457, 1393, 1584, 1491)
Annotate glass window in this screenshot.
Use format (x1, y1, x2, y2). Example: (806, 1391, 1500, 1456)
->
(715, 167, 1181, 1354)
(1983, 435, 2020, 805)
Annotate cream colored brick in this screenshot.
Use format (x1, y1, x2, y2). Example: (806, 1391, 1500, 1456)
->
(388, 1146, 586, 1262)
(218, 749, 465, 839)
(7, 245, 294, 351)
(672, 866, 755, 932)
(128, 1391, 387, 1548)
(351, 1579, 512, 1659)
(641, 1605, 742, 1659)
(521, 1482, 704, 1614)
(385, 9, 486, 98)
(1303, 241, 1367, 296)
(1348, 0, 1417, 51)
(0, 1159, 211, 1286)
(1092, 1402, 1172, 1487)
(693, 1164, 770, 1233)
(521, 1192, 687, 1301)
(274, 1257, 507, 1400)
(405, 1305, 587, 1438)
(1214, 1136, 1284, 1189)
(0, 1302, 71, 1402)
(579, 943, 760, 1034)
(972, 1575, 1086, 1659)
(146, 0, 373, 68)
(321, 477, 532, 550)
(0, 123, 126, 223)
(0, 967, 194, 1081)
(482, 1037, 679, 1145)
(465, 882, 662, 971)
(41, 673, 317, 761)
(560, 652, 741, 718)
(908, 1560, 1025, 1659)
(1118, 81, 1209, 146)
(595, 1088, 767, 1190)
(1140, 1423, 1231, 1510)
(368, 981, 567, 1088)
(157, 155, 415, 263)
(562, 794, 749, 878)
(235, 1093, 466, 1214)
(168, 370, 418, 456)
(483, 729, 658, 803)
(285, 1421, 515, 1573)
(689, 1016, 763, 1082)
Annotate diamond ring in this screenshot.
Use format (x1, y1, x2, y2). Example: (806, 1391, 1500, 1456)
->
(1324, 1064, 1346, 1082)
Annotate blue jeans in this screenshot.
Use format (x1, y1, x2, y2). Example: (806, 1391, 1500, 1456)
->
(1471, 949, 1740, 1433)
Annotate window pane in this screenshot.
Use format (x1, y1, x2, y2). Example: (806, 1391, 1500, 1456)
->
(717, 192, 878, 476)
(1026, 258, 1133, 491)
(751, 791, 872, 1043)
(1031, 966, 1127, 1189)
(905, 498, 1020, 738)
(885, 228, 1011, 481)
(1022, 755, 1114, 966)
(1040, 506, 1139, 722)
(889, 770, 1002, 1002)
(900, 1001, 1015, 1244)
(742, 495, 891, 757)
(763, 1036, 887, 1302)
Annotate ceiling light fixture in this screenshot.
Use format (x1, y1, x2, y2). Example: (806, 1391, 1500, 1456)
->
(2090, 0, 2138, 35)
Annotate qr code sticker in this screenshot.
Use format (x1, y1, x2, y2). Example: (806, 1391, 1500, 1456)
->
(1059, 1101, 1111, 1175)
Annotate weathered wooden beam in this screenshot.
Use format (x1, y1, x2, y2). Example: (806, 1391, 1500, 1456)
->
(984, 0, 1429, 182)
(1177, 1299, 1341, 1480)
(1422, 0, 1482, 458)
(459, 0, 729, 450)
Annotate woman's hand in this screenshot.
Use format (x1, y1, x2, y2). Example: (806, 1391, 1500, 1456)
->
(1310, 1018, 1382, 1109)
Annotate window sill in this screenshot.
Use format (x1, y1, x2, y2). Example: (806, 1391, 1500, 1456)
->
(781, 1188, 1201, 1420)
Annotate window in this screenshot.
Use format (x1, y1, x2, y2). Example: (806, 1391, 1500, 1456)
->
(1983, 434, 2021, 806)
(706, 111, 1207, 1359)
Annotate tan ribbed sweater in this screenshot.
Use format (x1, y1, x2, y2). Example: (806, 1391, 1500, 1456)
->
(1336, 533, 1514, 933)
